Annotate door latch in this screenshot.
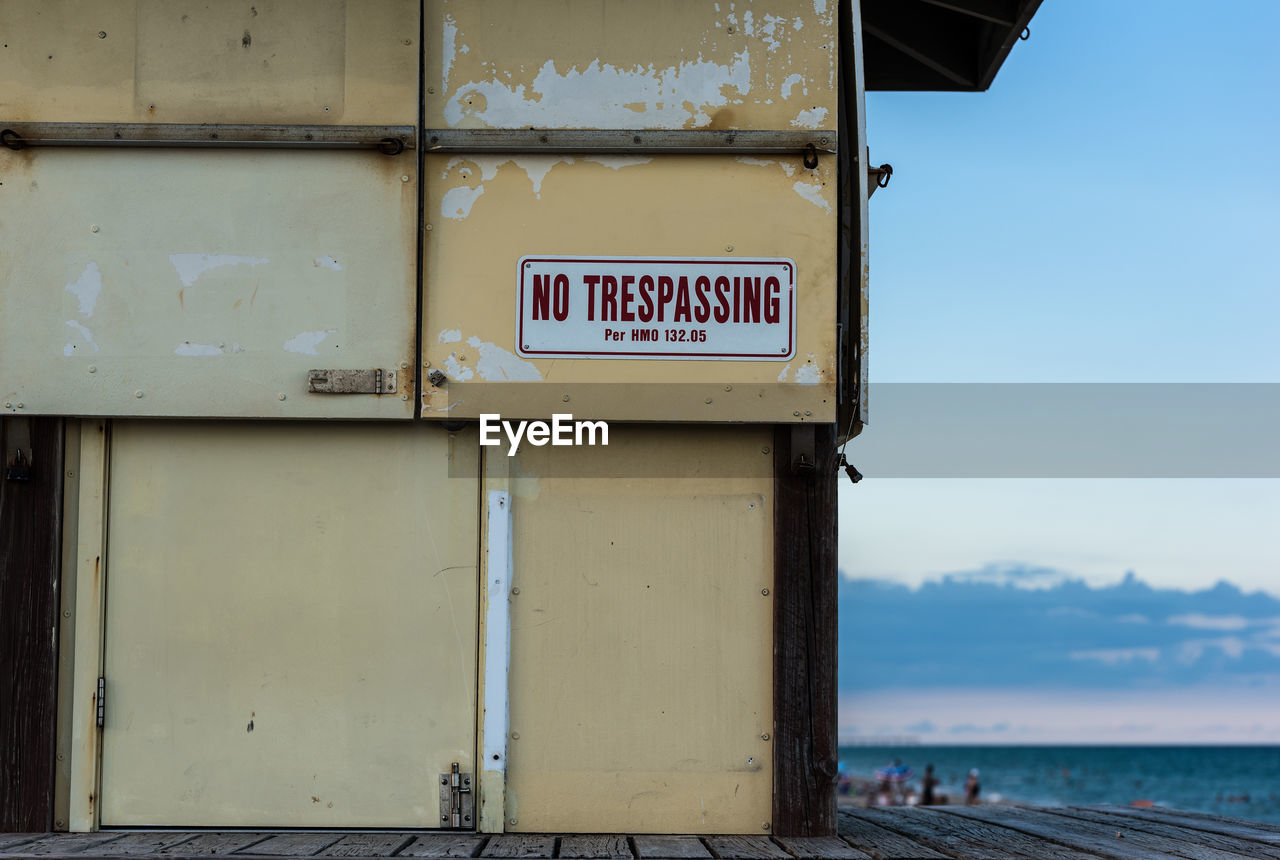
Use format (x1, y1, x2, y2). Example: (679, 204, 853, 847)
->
(438, 762, 473, 829)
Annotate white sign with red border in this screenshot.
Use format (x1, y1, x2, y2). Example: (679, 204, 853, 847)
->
(516, 256, 796, 360)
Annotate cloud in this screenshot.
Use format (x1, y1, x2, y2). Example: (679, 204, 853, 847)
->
(1069, 648, 1160, 665)
(904, 720, 937, 733)
(1167, 613, 1251, 631)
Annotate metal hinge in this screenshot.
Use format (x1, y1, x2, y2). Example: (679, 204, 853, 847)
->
(307, 369, 398, 395)
(438, 763, 473, 829)
(96, 677, 105, 728)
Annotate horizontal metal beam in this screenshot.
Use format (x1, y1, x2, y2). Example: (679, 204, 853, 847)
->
(423, 128, 838, 156)
(0, 123, 415, 154)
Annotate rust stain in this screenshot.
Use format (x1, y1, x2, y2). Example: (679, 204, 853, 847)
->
(249, 284, 259, 309)
(311, 795, 320, 803)
(177, 288, 184, 309)
(706, 108, 736, 129)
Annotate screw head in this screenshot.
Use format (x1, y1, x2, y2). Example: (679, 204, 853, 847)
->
(134, 390, 143, 398)
(15, 402, 23, 409)
(762, 446, 770, 454)
(63, 610, 71, 618)
(562, 394, 570, 402)
(511, 731, 520, 739)
(725, 385, 733, 391)
(761, 588, 770, 596)
(763, 823, 771, 831)
(400, 361, 410, 369)
(727, 25, 735, 33)
(725, 244, 735, 252)
(88, 365, 96, 373)
(428, 87, 436, 94)
(277, 393, 286, 401)
(97, 31, 107, 38)
(511, 586, 521, 595)
(793, 411, 801, 417)
(425, 224, 434, 231)
(510, 818, 518, 826)
(762, 732, 771, 740)
(401, 394, 409, 401)
(90, 224, 100, 233)
(401, 175, 410, 182)
(705, 397, 713, 404)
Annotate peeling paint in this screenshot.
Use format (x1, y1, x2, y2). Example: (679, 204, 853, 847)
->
(735, 155, 796, 177)
(66, 262, 102, 316)
(777, 365, 790, 382)
(442, 16, 459, 89)
(64, 320, 99, 354)
(443, 353, 475, 382)
(781, 73, 806, 99)
(282, 329, 337, 355)
(791, 106, 828, 127)
(512, 156, 575, 198)
(438, 329, 463, 344)
(792, 180, 831, 213)
(174, 342, 224, 357)
(169, 253, 269, 287)
(583, 156, 653, 170)
(313, 255, 342, 271)
(466, 335, 542, 381)
(442, 184, 485, 220)
(444, 52, 753, 129)
(794, 358, 822, 385)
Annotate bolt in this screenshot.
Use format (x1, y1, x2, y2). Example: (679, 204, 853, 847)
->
(425, 224, 434, 231)
(90, 224, 99, 233)
(134, 390, 143, 398)
(458, 354, 466, 361)
(97, 31, 107, 38)
(510, 819, 518, 826)
(277, 393, 286, 401)
(511, 586, 520, 595)
(562, 394, 570, 402)
(511, 731, 520, 739)
(727, 25, 735, 33)
(88, 365, 96, 373)
(762, 446, 770, 454)
(57, 752, 65, 761)
(401, 394, 409, 401)
(54, 819, 64, 829)
(820, 137, 828, 145)
(726, 244, 734, 252)
(66, 471, 74, 477)
(401, 175, 410, 182)
(725, 385, 733, 391)
(763, 823, 771, 831)
(427, 87, 436, 94)
(15, 403, 23, 409)
(424, 361, 432, 368)
(804, 410, 812, 416)
(762, 733, 771, 740)
(63, 610, 71, 618)
(793, 411, 801, 417)
(761, 588, 770, 596)
(2, 402, 9, 409)
(705, 397, 713, 404)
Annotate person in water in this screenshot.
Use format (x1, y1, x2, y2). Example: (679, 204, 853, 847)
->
(921, 764, 939, 806)
(964, 768, 981, 805)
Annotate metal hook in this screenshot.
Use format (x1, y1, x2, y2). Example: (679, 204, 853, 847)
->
(802, 142, 819, 170)
(377, 137, 406, 156)
(1020, 26, 1031, 40)
(1, 129, 25, 150)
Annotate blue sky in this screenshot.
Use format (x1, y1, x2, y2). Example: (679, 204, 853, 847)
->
(837, 2, 1280, 741)
(839, 0, 1280, 594)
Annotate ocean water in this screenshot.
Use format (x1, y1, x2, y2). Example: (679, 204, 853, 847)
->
(840, 745, 1280, 824)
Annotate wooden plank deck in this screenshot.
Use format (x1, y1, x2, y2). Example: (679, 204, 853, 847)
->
(3, 806, 1280, 859)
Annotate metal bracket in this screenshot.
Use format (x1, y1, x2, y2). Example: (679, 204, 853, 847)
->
(0, 123, 415, 153)
(439, 763, 474, 829)
(307, 369, 398, 395)
(790, 424, 817, 476)
(4, 416, 33, 483)
(424, 128, 837, 157)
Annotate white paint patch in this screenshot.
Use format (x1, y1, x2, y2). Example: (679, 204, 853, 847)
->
(584, 156, 653, 170)
(794, 359, 822, 385)
(741, 10, 754, 36)
(793, 180, 832, 213)
(66, 262, 102, 316)
(443, 51, 752, 129)
(813, 0, 828, 15)
(759, 14, 784, 51)
(736, 155, 796, 176)
(794, 17, 804, 30)
(64, 320, 99, 354)
(313, 255, 342, 271)
(174, 341, 224, 356)
(781, 73, 806, 99)
(443, 353, 475, 382)
(512, 156, 575, 198)
(791, 106, 829, 127)
(777, 365, 790, 382)
(442, 15, 458, 89)
(438, 329, 463, 344)
(441, 184, 485, 220)
(283, 329, 338, 355)
(169, 254, 269, 287)
(466, 335, 543, 381)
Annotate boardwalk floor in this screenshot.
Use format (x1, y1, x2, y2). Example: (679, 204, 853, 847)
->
(3, 806, 1280, 860)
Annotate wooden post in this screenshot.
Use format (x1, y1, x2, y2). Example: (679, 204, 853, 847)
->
(772, 423, 839, 836)
(0, 417, 65, 831)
